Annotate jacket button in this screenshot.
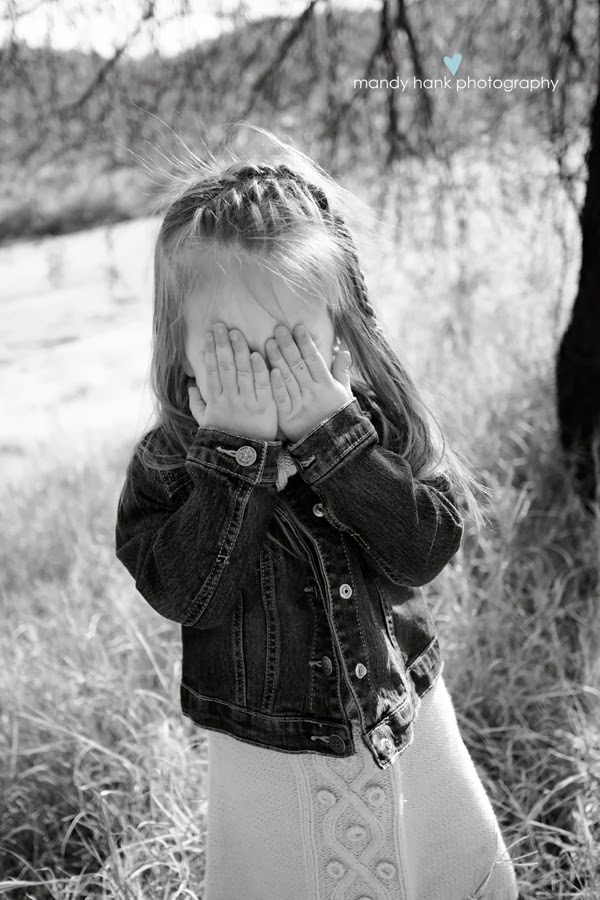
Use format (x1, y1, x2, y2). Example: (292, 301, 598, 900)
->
(321, 655, 333, 675)
(312, 503, 324, 517)
(328, 734, 345, 754)
(235, 446, 257, 466)
(355, 663, 367, 678)
(339, 583, 353, 598)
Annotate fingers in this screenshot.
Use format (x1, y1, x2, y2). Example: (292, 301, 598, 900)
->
(270, 366, 291, 413)
(265, 332, 302, 404)
(266, 324, 330, 393)
(187, 384, 206, 424)
(204, 322, 273, 405)
(213, 322, 238, 392)
(251, 351, 273, 402)
(290, 324, 330, 382)
(229, 328, 255, 400)
(275, 324, 313, 388)
(204, 330, 222, 399)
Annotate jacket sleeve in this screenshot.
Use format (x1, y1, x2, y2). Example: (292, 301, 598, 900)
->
(286, 396, 464, 588)
(115, 425, 282, 629)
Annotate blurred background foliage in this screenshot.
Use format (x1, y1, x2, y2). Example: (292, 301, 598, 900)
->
(0, 0, 598, 242)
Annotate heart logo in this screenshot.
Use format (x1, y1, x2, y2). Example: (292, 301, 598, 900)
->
(443, 53, 462, 76)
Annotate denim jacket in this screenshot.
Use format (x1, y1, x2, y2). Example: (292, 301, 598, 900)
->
(114, 387, 464, 771)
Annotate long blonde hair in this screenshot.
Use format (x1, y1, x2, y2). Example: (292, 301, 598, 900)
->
(135, 123, 489, 563)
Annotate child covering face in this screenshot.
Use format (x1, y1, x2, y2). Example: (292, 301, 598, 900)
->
(115, 148, 519, 899)
(182, 249, 341, 442)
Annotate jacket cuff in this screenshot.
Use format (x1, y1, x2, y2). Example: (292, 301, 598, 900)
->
(186, 425, 283, 486)
(287, 397, 378, 485)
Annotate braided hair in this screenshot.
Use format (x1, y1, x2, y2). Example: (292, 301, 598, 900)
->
(247, 164, 387, 342)
(158, 159, 402, 446)
(172, 161, 387, 344)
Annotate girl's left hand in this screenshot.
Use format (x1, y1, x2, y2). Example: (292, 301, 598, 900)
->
(265, 323, 354, 444)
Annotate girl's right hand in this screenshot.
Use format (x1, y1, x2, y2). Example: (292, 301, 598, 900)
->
(187, 322, 279, 443)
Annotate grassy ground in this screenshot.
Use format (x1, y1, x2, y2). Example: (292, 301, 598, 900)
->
(1, 149, 599, 898)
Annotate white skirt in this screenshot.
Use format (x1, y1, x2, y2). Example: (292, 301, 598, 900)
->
(202, 674, 519, 900)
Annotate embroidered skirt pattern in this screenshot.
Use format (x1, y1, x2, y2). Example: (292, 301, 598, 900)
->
(201, 674, 519, 900)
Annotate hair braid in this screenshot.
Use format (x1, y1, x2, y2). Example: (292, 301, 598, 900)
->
(262, 165, 386, 339)
(187, 162, 386, 340)
(330, 214, 387, 341)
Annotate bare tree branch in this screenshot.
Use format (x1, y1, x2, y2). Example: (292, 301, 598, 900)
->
(394, 0, 432, 131)
(57, 0, 156, 116)
(240, 0, 319, 120)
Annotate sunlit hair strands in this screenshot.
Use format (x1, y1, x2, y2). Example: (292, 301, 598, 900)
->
(133, 123, 488, 561)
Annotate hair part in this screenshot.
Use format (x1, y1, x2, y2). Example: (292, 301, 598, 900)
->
(132, 122, 490, 565)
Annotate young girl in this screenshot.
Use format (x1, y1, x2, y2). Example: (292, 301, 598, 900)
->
(115, 128, 520, 900)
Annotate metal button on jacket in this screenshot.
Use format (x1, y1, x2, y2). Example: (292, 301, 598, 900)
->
(339, 583, 353, 599)
(312, 503, 324, 517)
(321, 655, 333, 676)
(328, 734, 345, 754)
(373, 724, 395, 755)
(235, 446, 257, 466)
(355, 663, 367, 678)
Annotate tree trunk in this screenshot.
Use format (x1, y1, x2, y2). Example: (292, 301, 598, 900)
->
(555, 62, 600, 511)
